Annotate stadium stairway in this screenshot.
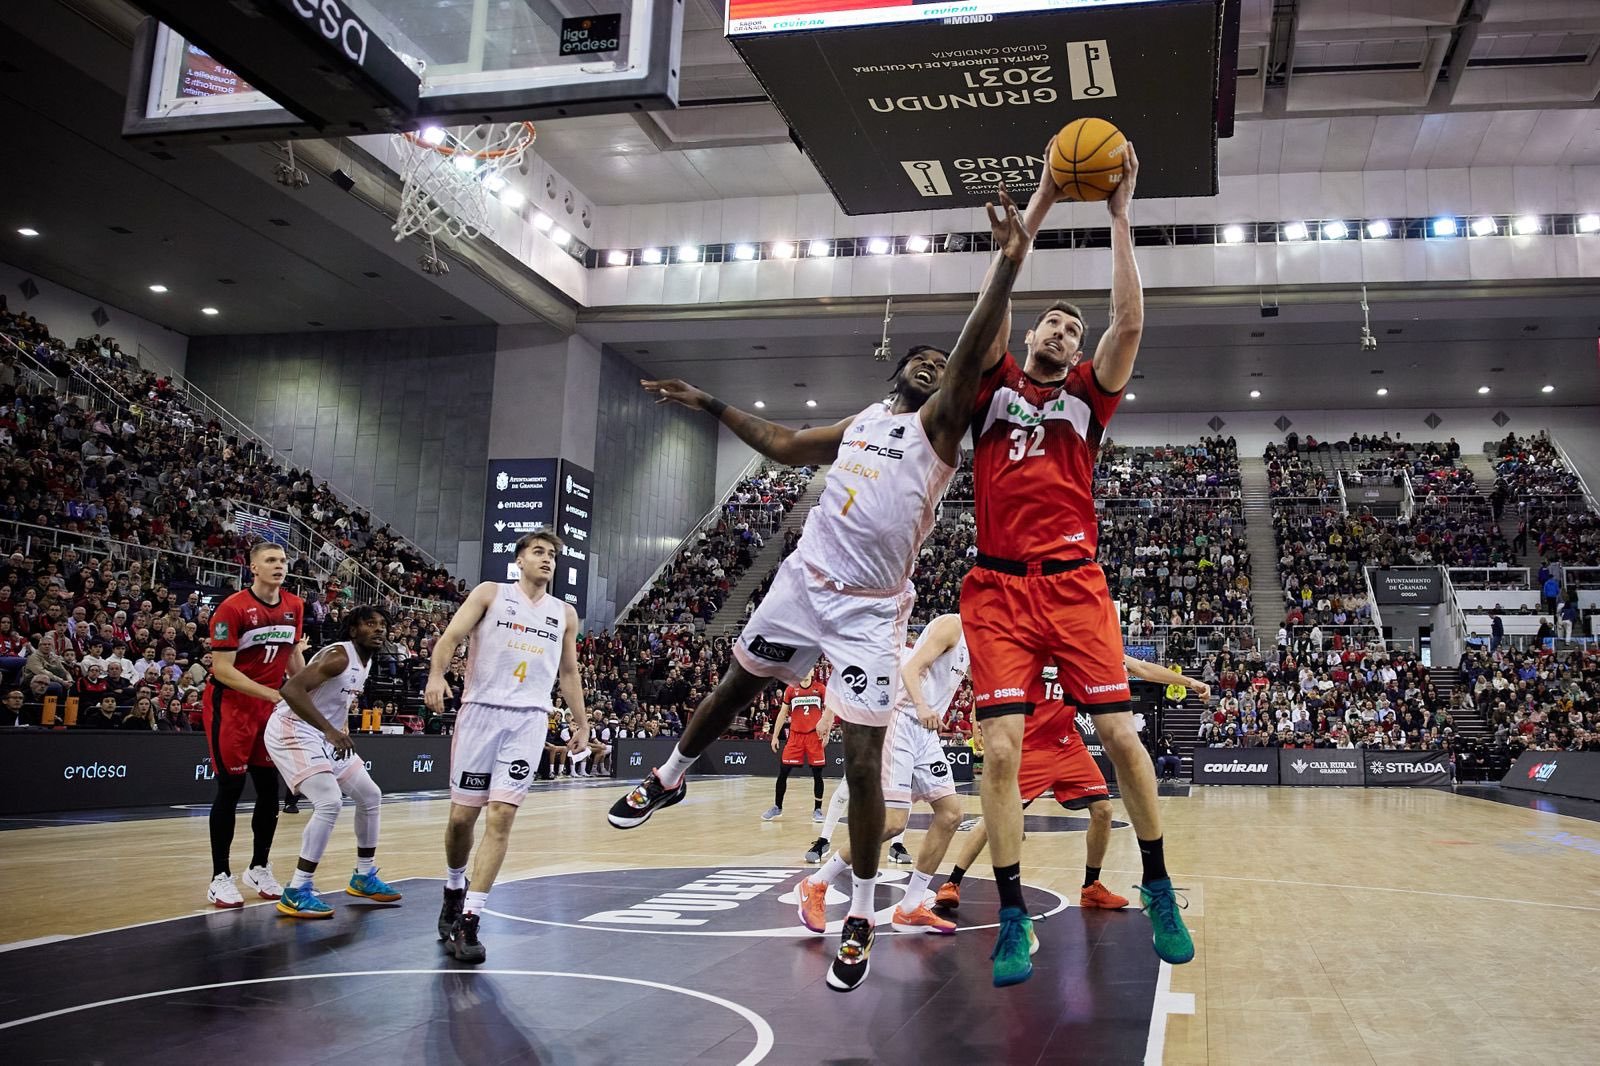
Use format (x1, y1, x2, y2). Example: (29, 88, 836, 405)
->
(1425, 672, 1491, 742)
(1460, 451, 1543, 569)
(705, 466, 828, 638)
(1162, 696, 1208, 778)
(1239, 456, 1286, 639)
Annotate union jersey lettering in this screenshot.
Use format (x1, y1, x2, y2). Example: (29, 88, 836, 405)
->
(208, 588, 304, 689)
(783, 682, 827, 733)
(970, 354, 1120, 562)
(271, 640, 370, 725)
(462, 584, 566, 710)
(797, 401, 956, 591)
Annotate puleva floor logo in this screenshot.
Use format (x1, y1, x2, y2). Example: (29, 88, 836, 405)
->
(486, 867, 1065, 937)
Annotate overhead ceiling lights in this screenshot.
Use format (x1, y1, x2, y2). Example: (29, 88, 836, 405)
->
(808, 239, 831, 257)
(1249, 389, 1261, 398)
(1281, 222, 1308, 241)
(640, 247, 663, 264)
(1431, 217, 1458, 237)
(905, 235, 930, 253)
(1477, 385, 1491, 394)
(1125, 392, 1136, 401)
(866, 237, 891, 255)
(451, 154, 478, 174)
(1541, 384, 1555, 394)
(532, 212, 554, 233)
(201, 306, 219, 316)
(497, 187, 526, 209)
(753, 400, 766, 409)
(148, 284, 168, 293)
(805, 399, 817, 408)
(1470, 216, 1498, 237)
(1366, 220, 1392, 239)
(1577, 214, 1600, 233)
(16, 227, 39, 237)
(732, 243, 756, 261)
(550, 225, 571, 247)
(606, 250, 628, 266)
(1221, 224, 1246, 244)
(1321, 221, 1349, 240)
(770, 241, 795, 259)
(677, 245, 700, 262)
(1513, 216, 1541, 235)
(419, 126, 447, 146)
(1375, 387, 1389, 396)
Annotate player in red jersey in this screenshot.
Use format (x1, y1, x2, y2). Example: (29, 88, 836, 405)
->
(202, 542, 305, 908)
(763, 669, 833, 822)
(959, 140, 1193, 984)
(936, 657, 1211, 913)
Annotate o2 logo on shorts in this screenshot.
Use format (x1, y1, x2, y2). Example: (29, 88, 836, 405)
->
(929, 761, 950, 778)
(508, 760, 532, 781)
(458, 771, 491, 791)
(841, 665, 868, 696)
(747, 636, 797, 663)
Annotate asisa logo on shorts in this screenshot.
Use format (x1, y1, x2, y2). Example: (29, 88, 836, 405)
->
(841, 665, 868, 695)
(458, 771, 491, 790)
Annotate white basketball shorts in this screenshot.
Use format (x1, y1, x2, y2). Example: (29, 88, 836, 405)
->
(264, 709, 365, 791)
(450, 702, 549, 807)
(732, 554, 914, 728)
(881, 712, 956, 808)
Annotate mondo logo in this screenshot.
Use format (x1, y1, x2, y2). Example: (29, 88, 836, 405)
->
(1529, 761, 1558, 782)
(63, 763, 127, 780)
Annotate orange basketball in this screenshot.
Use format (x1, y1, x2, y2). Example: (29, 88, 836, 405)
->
(1049, 117, 1127, 202)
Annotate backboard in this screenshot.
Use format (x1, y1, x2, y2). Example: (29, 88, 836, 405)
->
(123, 0, 681, 147)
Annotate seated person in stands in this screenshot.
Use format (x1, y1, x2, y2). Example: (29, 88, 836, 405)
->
(1, 687, 26, 728)
(78, 695, 122, 729)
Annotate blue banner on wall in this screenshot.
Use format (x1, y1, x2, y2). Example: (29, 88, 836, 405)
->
(479, 458, 559, 583)
(556, 460, 594, 618)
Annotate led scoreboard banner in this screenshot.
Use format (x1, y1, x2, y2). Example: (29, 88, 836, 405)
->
(726, 0, 1226, 215)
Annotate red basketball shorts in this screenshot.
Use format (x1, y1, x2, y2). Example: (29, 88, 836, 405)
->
(781, 730, 826, 767)
(203, 683, 275, 776)
(1017, 735, 1110, 809)
(960, 560, 1130, 720)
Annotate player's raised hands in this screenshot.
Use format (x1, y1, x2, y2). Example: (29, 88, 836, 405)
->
(1032, 136, 1065, 211)
(986, 187, 1030, 263)
(642, 378, 712, 410)
(1107, 140, 1139, 220)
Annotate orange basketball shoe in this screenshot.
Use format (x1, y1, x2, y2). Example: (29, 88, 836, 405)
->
(1080, 880, 1130, 909)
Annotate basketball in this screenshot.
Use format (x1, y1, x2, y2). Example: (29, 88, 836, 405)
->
(1049, 117, 1128, 202)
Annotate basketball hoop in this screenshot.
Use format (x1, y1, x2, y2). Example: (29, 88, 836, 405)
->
(391, 121, 537, 242)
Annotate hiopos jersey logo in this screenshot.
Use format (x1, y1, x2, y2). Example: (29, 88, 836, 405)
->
(489, 867, 1065, 937)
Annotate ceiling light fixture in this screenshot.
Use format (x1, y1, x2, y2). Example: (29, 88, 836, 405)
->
(1282, 222, 1308, 241)
(420, 126, 447, 146)
(550, 225, 571, 247)
(1249, 389, 1261, 398)
(677, 245, 700, 262)
(905, 235, 930, 253)
(1470, 216, 1497, 237)
(1514, 216, 1541, 235)
(451, 154, 478, 174)
(867, 237, 891, 255)
(771, 241, 795, 259)
(805, 399, 817, 408)
(1431, 217, 1458, 237)
(640, 247, 662, 264)
(532, 212, 554, 232)
(16, 227, 39, 237)
(1322, 221, 1349, 240)
(1366, 220, 1391, 239)
(732, 243, 756, 261)
(606, 250, 628, 266)
(1579, 214, 1600, 234)
(1376, 387, 1388, 396)
(1221, 224, 1246, 244)
(497, 187, 526, 209)
(1125, 392, 1136, 401)
(148, 284, 168, 293)
(1541, 384, 1555, 394)
(1477, 385, 1490, 394)
(201, 307, 219, 316)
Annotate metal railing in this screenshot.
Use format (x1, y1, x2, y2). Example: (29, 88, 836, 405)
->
(1440, 567, 1472, 651)
(1400, 468, 1416, 519)
(1362, 565, 1385, 648)
(1446, 566, 1531, 589)
(1549, 435, 1600, 517)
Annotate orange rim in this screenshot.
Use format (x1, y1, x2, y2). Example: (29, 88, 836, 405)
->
(400, 121, 536, 158)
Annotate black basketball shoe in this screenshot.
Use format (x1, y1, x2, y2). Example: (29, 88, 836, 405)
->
(804, 837, 829, 863)
(827, 916, 875, 992)
(438, 885, 466, 941)
(607, 770, 687, 829)
(448, 911, 487, 964)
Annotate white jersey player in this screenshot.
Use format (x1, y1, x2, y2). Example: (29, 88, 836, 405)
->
(796, 613, 971, 937)
(424, 529, 588, 964)
(609, 187, 1035, 993)
(264, 606, 401, 919)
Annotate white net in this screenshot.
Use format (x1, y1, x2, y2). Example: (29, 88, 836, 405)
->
(391, 122, 536, 242)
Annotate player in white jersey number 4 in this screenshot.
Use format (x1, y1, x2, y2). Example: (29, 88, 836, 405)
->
(609, 191, 1039, 992)
(264, 606, 403, 919)
(425, 529, 589, 963)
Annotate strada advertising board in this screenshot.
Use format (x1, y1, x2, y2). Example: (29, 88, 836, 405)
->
(1362, 751, 1451, 787)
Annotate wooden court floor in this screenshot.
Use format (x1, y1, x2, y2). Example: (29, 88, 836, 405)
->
(3, 778, 1598, 1064)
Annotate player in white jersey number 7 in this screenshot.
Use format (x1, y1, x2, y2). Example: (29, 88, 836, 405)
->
(609, 185, 1051, 993)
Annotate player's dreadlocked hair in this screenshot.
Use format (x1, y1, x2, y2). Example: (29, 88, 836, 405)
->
(887, 344, 949, 383)
(340, 605, 390, 642)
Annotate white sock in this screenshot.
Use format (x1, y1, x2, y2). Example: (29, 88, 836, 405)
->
(816, 852, 851, 886)
(821, 784, 849, 841)
(290, 868, 314, 890)
(445, 865, 467, 890)
(464, 889, 489, 914)
(355, 856, 376, 875)
(849, 873, 877, 919)
(657, 747, 697, 788)
(901, 869, 932, 910)
(890, 830, 907, 848)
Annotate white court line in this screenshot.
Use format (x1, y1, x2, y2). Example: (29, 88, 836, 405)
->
(1188, 872, 1600, 913)
(0, 969, 775, 1065)
(1143, 961, 1196, 1066)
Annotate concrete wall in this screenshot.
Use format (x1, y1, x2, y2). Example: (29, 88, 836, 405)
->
(4, 261, 188, 377)
(184, 326, 498, 570)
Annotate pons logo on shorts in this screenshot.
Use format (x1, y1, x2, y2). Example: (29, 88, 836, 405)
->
(746, 636, 796, 663)
(458, 771, 491, 790)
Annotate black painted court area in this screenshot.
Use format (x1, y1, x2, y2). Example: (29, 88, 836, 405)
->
(1, 868, 1164, 1065)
